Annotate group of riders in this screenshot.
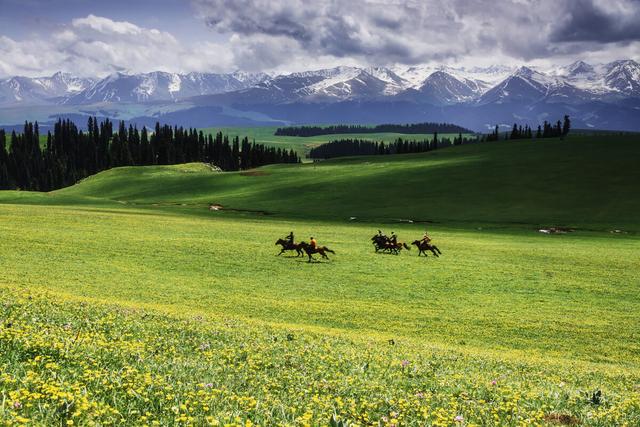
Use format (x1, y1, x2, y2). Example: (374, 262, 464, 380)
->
(275, 229, 441, 262)
(275, 232, 335, 262)
(371, 229, 441, 257)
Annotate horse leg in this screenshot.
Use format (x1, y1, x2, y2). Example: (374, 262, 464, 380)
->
(277, 248, 284, 256)
(435, 245, 442, 255)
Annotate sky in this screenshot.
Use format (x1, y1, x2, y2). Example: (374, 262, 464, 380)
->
(1, 0, 639, 78)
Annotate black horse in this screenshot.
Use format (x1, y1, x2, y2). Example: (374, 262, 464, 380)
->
(371, 234, 410, 255)
(298, 241, 335, 262)
(411, 240, 442, 257)
(275, 238, 303, 257)
(371, 234, 388, 252)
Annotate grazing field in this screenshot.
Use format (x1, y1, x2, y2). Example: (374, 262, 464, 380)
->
(52, 135, 640, 231)
(1, 134, 639, 425)
(201, 126, 470, 158)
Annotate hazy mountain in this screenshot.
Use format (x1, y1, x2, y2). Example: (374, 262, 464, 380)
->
(1, 60, 639, 131)
(63, 71, 271, 104)
(0, 72, 95, 106)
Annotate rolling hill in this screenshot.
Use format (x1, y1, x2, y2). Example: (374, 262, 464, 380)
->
(45, 134, 640, 231)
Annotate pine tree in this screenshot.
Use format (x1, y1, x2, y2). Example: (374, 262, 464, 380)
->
(0, 129, 10, 189)
(562, 115, 571, 137)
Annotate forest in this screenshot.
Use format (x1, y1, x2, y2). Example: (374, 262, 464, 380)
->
(0, 118, 299, 191)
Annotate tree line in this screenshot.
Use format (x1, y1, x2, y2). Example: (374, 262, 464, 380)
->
(309, 116, 572, 160)
(275, 122, 472, 137)
(0, 118, 300, 191)
(308, 132, 477, 159)
(487, 116, 571, 141)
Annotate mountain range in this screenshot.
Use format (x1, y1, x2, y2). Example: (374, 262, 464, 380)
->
(1, 60, 639, 132)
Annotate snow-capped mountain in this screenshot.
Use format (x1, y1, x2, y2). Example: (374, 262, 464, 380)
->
(1, 60, 639, 132)
(2, 60, 638, 107)
(64, 71, 271, 104)
(407, 70, 488, 105)
(0, 72, 95, 106)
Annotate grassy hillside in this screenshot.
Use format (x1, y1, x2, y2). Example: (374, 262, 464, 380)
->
(1, 133, 639, 425)
(52, 134, 640, 230)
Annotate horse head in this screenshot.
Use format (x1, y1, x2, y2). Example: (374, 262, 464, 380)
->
(411, 240, 420, 246)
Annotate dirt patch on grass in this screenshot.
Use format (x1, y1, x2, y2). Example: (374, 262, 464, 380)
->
(240, 170, 270, 177)
(543, 413, 580, 425)
(208, 203, 271, 215)
(538, 226, 575, 234)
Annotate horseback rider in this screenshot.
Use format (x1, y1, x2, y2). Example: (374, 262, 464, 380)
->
(286, 231, 294, 244)
(420, 230, 431, 244)
(389, 232, 398, 245)
(310, 236, 317, 249)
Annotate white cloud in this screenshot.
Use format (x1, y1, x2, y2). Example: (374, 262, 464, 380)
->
(0, 15, 234, 78)
(192, 0, 640, 71)
(1, 1, 640, 78)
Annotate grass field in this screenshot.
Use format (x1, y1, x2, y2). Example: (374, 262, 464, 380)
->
(200, 126, 470, 158)
(1, 134, 639, 425)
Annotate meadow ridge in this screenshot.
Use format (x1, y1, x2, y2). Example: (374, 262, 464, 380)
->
(0, 133, 639, 425)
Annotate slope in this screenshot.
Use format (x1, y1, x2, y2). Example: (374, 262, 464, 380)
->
(52, 134, 640, 231)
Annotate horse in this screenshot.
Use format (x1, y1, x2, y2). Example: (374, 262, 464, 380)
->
(275, 238, 303, 257)
(298, 241, 336, 262)
(411, 240, 442, 257)
(372, 234, 409, 255)
(371, 234, 388, 252)
(384, 241, 411, 255)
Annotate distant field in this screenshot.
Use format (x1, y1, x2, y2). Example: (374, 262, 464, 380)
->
(200, 126, 471, 158)
(1, 133, 639, 425)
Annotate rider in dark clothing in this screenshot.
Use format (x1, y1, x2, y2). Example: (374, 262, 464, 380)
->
(389, 232, 397, 245)
(286, 231, 294, 244)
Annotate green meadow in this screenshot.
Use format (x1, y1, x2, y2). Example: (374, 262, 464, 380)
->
(1, 134, 639, 425)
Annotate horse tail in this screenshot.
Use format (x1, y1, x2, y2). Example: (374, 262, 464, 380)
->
(403, 243, 410, 250)
(323, 247, 335, 254)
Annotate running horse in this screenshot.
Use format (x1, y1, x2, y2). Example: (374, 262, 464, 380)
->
(298, 241, 336, 262)
(371, 234, 410, 254)
(275, 238, 303, 257)
(411, 240, 443, 257)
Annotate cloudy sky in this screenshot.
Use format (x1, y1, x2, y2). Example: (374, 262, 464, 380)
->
(1, 0, 639, 77)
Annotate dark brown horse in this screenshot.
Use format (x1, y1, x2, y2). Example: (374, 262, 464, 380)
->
(385, 241, 410, 255)
(371, 234, 410, 255)
(275, 238, 303, 257)
(411, 240, 442, 257)
(298, 241, 336, 262)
